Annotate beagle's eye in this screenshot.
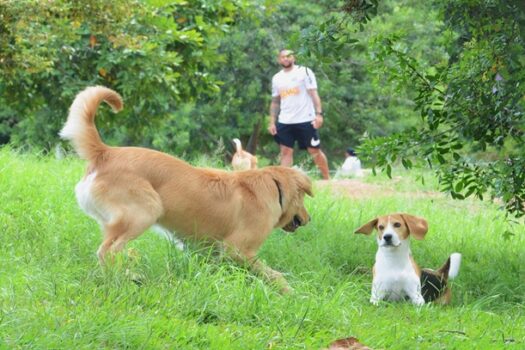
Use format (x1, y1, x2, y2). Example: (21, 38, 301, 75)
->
(378, 225, 385, 230)
(393, 222, 401, 228)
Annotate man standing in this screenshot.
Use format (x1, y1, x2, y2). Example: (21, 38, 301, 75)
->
(268, 49, 330, 179)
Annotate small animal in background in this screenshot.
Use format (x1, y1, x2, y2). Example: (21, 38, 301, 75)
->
(355, 213, 461, 306)
(231, 138, 257, 170)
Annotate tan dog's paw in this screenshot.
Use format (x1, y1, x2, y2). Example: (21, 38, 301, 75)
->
(279, 284, 294, 295)
(125, 268, 145, 286)
(126, 247, 141, 261)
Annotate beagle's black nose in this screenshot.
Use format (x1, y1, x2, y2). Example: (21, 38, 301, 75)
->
(383, 234, 393, 242)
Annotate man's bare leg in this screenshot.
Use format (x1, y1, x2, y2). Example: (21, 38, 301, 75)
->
(280, 145, 294, 167)
(307, 147, 330, 180)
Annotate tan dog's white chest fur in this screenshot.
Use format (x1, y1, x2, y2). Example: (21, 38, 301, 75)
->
(60, 86, 313, 293)
(356, 214, 461, 306)
(75, 171, 110, 225)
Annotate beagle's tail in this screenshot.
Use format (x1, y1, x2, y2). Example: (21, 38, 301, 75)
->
(438, 252, 462, 280)
(448, 253, 462, 279)
(59, 86, 123, 161)
(232, 138, 243, 153)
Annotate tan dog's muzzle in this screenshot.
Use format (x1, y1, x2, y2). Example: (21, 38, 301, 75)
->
(283, 214, 310, 232)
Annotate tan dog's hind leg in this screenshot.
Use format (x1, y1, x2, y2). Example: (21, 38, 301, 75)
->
(93, 180, 163, 263)
(97, 212, 158, 263)
(97, 219, 127, 263)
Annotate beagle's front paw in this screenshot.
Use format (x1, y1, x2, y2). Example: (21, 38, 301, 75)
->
(411, 294, 425, 306)
(370, 297, 381, 306)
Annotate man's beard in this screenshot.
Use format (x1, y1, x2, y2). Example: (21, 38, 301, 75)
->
(280, 62, 293, 68)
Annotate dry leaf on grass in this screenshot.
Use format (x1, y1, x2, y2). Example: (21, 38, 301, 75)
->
(323, 336, 373, 350)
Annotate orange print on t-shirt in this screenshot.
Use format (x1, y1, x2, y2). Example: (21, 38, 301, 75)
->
(279, 87, 300, 99)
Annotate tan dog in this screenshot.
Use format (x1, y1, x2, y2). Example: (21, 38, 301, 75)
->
(231, 138, 257, 170)
(355, 213, 461, 305)
(60, 86, 313, 292)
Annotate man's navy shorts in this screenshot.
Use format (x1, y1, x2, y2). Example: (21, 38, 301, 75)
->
(274, 121, 322, 150)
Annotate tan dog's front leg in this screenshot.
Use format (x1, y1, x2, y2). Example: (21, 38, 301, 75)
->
(249, 258, 292, 294)
(222, 239, 292, 294)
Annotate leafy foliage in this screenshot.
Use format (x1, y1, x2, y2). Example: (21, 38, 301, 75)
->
(302, 0, 525, 220)
(0, 0, 245, 149)
(364, 1, 525, 219)
(1, 0, 437, 167)
(288, 0, 448, 164)
(4, 0, 524, 221)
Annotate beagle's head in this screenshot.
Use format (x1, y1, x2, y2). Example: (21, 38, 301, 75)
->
(354, 213, 428, 248)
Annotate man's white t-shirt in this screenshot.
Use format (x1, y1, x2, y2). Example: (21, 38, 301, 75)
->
(271, 65, 317, 124)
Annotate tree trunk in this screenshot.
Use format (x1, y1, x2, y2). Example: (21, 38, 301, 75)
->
(246, 116, 263, 155)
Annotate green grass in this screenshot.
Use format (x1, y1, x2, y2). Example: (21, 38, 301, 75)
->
(0, 147, 524, 349)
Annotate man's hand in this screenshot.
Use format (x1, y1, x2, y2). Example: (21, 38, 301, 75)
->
(311, 115, 323, 129)
(268, 122, 277, 135)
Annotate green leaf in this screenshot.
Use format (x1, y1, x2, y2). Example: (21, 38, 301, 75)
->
(401, 158, 413, 169)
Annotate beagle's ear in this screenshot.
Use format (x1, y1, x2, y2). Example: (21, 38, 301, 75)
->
(354, 218, 378, 235)
(401, 214, 428, 240)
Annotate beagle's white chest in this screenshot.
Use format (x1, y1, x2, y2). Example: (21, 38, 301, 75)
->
(371, 251, 424, 305)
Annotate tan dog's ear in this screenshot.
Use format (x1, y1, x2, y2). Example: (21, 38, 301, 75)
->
(401, 214, 428, 240)
(354, 218, 378, 235)
(296, 172, 313, 197)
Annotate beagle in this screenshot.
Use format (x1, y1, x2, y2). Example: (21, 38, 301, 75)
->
(231, 138, 257, 171)
(355, 213, 461, 306)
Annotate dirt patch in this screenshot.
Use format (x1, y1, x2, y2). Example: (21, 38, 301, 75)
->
(315, 179, 443, 200)
(316, 179, 392, 199)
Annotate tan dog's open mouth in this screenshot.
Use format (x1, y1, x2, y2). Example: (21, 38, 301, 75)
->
(283, 215, 305, 232)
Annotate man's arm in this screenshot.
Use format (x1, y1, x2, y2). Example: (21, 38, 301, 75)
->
(307, 89, 323, 129)
(268, 95, 280, 135)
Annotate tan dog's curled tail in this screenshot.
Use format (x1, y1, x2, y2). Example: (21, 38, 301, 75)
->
(60, 86, 123, 161)
(233, 138, 243, 153)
